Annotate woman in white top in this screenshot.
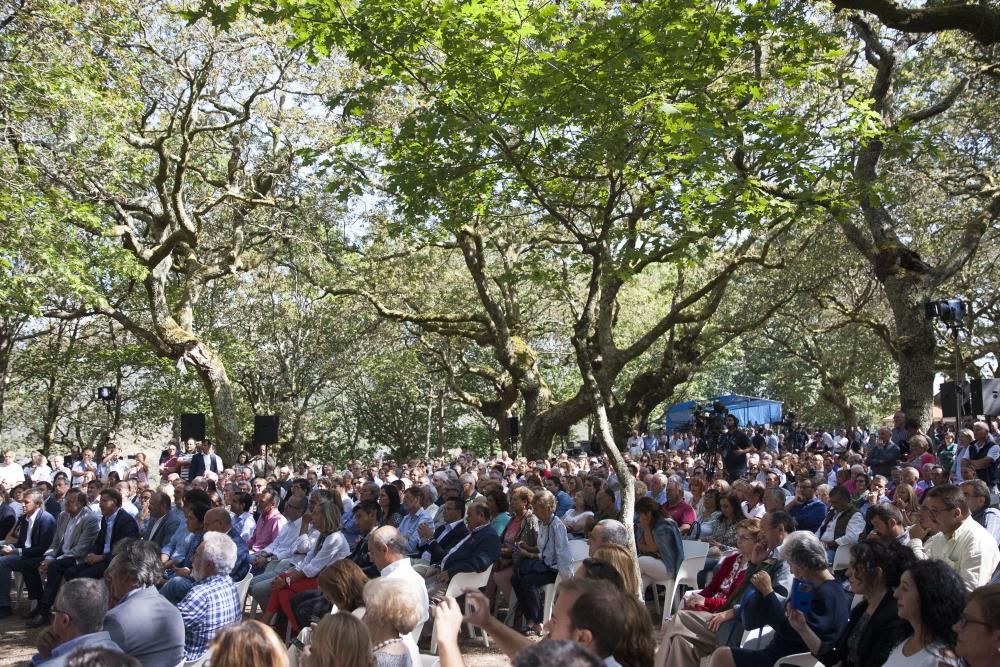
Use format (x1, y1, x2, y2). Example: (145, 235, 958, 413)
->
(263, 500, 349, 634)
(882, 559, 965, 667)
(561, 490, 595, 536)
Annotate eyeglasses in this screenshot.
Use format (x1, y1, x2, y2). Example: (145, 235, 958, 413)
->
(52, 607, 72, 621)
(957, 613, 992, 630)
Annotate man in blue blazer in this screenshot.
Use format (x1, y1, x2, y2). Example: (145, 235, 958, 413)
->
(424, 502, 500, 600)
(105, 539, 185, 667)
(0, 489, 56, 617)
(66, 488, 140, 580)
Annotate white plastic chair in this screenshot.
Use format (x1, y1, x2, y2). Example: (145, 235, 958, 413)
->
(775, 652, 821, 666)
(13, 572, 25, 605)
(541, 570, 573, 623)
(568, 539, 590, 562)
(235, 571, 253, 614)
(658, 553, 707, 623)
(740, 625, 774, 649)
(428, 565, 493, 654)
(681, 539, 711, 558)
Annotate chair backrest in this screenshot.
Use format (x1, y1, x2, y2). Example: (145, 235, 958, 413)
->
(568, 539, 590, 562)
(236, 570, 254, 607)
(681, 539, 710, 558)
(445, 564, 493, 598)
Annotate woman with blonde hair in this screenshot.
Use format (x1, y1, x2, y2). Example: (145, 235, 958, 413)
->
(893, 483, 920, 525)
(307, 612, 375, 667)
(263, 500, 349, 634)
(592, 543, 641, 597)
(209, 620, 289, 667)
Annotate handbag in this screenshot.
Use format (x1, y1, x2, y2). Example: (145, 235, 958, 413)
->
(516, 556, 554, 576)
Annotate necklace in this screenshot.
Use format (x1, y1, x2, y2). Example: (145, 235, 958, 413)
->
(371, 637, 403, 653)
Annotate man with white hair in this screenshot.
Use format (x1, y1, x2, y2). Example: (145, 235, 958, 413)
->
(176, 531, 241, 661)
(588, 519, 628, 556)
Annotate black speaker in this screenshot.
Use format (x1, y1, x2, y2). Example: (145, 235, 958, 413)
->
(253, 415, 279, 446)
(507, 415, 519, 441)
(971, 379, 1000, 416)
(940, 382, 971, 419)
(180, 413, 206, 441)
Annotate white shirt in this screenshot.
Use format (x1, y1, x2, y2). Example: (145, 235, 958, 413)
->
(23, 509, 38, 549)
(381, 558, 429, 625)
(817, 509, 865, 547)
(263, 517, 312, 562)
(421, 519, 463, 562)
(29, 464, 53, 483)
(296, 531, 349, 578)
(881, 641, 959, 667)
(0, 462, 25, 488)
(925, 516, 1000, 592)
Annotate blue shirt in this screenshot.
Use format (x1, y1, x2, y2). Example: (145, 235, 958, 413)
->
(102, 509, 119, 555)
(398, 508, 434, 553)
(32, 631, 121, 665)
(177, 574, 241, 660)
(554, 490, 574, 518)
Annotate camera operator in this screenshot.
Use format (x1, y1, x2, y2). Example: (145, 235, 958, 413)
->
(722, 415, 754, 481)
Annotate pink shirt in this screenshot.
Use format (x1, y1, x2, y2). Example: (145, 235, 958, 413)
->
(664, 500, 697, 529)
(248, 507, 287, 553)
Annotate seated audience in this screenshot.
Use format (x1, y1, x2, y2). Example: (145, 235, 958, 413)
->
(247, 494, 310, 607)
(0, 489, 56, 618)
(880, 559, 966, 666)
(31, 579, 123, 666)
(588, 518, 628, 555)
(561, 490, 595, 536)
(786, 479, 826, 533)
(815, 485, 864, 575)
(788, 538, 916, 667)
(262, 500, 349, 634)
(143, 492, 181, 550)
(591, 543, 641, 597)
(707, 530, 850, 667)
(424, 501, 500, 602)
(959, 479, 1000, 544)
(635, 496, 683, 596)
(104, 538, 185, 667)
(368, 526, 429, 627)
(290, 557, 369, 633)
(510, 489, 573, 634)
(247, 490, 287, 553)
(656, 519, 763, 667)
(177, 531, 242, 661)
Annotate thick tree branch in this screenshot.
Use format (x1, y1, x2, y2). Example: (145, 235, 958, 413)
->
(828, 0, 1000, 46)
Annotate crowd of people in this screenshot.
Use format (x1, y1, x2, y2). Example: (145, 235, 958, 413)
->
(0, 408, 999, 667)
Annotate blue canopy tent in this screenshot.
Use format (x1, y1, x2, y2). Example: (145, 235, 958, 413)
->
(664, 394, 783, 432)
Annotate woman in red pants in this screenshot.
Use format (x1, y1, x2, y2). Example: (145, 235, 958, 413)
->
(262, 500, 349, 634)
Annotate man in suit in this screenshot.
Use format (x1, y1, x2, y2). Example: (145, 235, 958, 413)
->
(105, 539, 185, 667)
(22, 488, 100, 620)
(187, 440, 224, 481)
(30, 487, 140, 627)
(0, 489, 56, 617)
(424, 502, 500, 601)
(144, 491, 181, 550)
(413, 497, 469, 570)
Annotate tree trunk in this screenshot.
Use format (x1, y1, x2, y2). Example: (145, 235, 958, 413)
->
(187, 341, 243, 463)
(884, 279, 936, 426)
(519, 390, 590, 460)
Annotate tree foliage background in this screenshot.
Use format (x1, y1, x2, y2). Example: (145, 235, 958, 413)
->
(0, 0, 997, 463)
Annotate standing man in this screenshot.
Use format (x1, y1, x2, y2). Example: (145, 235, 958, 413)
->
(188, 440, 224, 481)
(0, 489, 56, 617)
(722, 415, 753, 481)
(0, 450, 25, 489)
(865, 428, 901, 479)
